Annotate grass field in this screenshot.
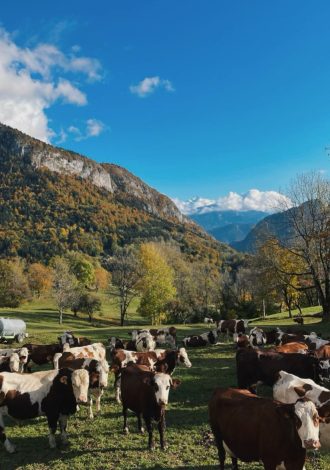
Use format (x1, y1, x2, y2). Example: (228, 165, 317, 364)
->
(0, 300, 329, 469)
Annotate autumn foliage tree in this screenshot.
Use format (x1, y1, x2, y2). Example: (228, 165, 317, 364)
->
(137, 243, 176, 324)
(27, 263, 53, 297)
(0, 259, 31, 307)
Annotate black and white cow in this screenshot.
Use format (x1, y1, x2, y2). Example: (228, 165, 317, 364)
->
(182, 330, 218, 347)
(249, 327, 267, 347)
(0, 368, 89, 452)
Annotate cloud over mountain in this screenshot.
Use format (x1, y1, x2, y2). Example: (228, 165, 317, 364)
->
(0, 27, 102, 142)
(173, 189, 292, 215)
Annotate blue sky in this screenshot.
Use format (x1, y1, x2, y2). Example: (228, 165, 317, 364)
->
(0, 1, 329, 203)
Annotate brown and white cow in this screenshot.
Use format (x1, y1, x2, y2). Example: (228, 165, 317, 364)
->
(23, 343, 62, 372)
(55, 356, 109, 419)
(275, 342, 309, 354)
(0, 368, 89, 453)
(209, 387, 321, 470)
(217, 319, 248, 339)
(121, 364, 181, 450)
(53, 343, 106, 369)
(236, 348, 322, 390)
(0, 347, 29, 373)
(0, 353, 20, 373)
(182, 330, 218, 347)
(314, 345, 330, 359)
(273, 371, 330, 448)
(111, 348, 191, 403)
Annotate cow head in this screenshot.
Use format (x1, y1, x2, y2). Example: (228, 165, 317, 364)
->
(177, 348, 192, 368)
(249, 328, 266, 347)
(18, 347, 29, 364)
(318, 359, 330, 382)
(144, 373, 181, 406)
(96, 360, 110, 388)
(9, 353, 20, 373)
(71, 369, 89, 403)
(292, 400, 321, 449)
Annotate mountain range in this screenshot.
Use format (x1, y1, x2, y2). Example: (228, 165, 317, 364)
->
(190, 210, 268, 244)
(0, 123, 232, 264)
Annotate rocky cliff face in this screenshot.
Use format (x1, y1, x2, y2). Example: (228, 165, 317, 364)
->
(0, 122, 182, 221)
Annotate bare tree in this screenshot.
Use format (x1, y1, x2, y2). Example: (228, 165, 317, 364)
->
(51, 257, 79, 324)
(281, 172, 330, 321)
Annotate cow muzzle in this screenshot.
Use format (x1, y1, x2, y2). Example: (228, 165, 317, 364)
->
(76, 395, 88, 404)
(304, 439, 321, 450)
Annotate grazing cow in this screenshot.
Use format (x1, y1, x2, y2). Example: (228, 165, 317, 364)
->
(55, 356, 109, 419)
(121, 364, 181, 450)
(275, 342, 309, 354)
(294, 316, 304, 325)
(111, 348, 191, 403)
(273, 371, 330, 448)
(217, 319, 248, 339)
(182, 330, 218, 348)
(0, 368, 89, 452)
(0, 347, 29, 373)
(248, 327, 266, 347)
(58, 331, 91, 347)
(204, 317, 214, 324)
(209, 387, 320, 470)
(0, 353, 20, 373)
(108, 337, 137, 352)
(53, 343, 106, 369)
(149, 327, 177, 348)
(236, 348, 321, 390)
(23, 343, 62, 372)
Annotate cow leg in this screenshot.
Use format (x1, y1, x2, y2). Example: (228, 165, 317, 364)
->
(88, 395, 94, 419)
(137, 413, 145, 433)
(0, 413, 16, 453)
(158, 414, 167, 450)
(211, 428, 226, 470)
(115, 375, 121, 403)
(94, 389, 103, 413)
(123, 406, 129, 434)
(59, 414, 69, 446)
(144, 416, 155, 450)
(47, 415, 58, 449)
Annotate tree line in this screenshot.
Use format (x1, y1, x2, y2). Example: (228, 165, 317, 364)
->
(0, 172, 328, 324)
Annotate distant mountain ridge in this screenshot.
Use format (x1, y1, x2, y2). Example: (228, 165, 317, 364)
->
(0, 123, 230, 263)
(190, 210, 268, 244)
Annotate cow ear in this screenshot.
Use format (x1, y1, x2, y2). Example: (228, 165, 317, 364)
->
(60, 375, 68, 385)
(171, 379, 181, 389)
(294, 386, 306, 397)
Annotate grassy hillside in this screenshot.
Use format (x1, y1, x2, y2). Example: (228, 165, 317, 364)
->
(0, 301, 329, 469)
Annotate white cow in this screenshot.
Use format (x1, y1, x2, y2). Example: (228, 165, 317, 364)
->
(0, 347, 29, 373)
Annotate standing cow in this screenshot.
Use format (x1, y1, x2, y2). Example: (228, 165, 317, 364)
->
(209, 387, 320, 470)
(0, 368, 89, 452)
(121, 364, 181, 450)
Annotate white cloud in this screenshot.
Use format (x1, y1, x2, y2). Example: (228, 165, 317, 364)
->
(66, 118, 107, 142)
(130, 76, 175, 97)
(0, 27, 102, 142)
(173, 189, 292, 215)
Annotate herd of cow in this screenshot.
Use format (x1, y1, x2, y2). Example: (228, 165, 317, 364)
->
(0, 319, 330, 470)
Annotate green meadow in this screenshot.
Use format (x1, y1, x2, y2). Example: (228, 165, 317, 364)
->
(0, 299, 329, 470)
